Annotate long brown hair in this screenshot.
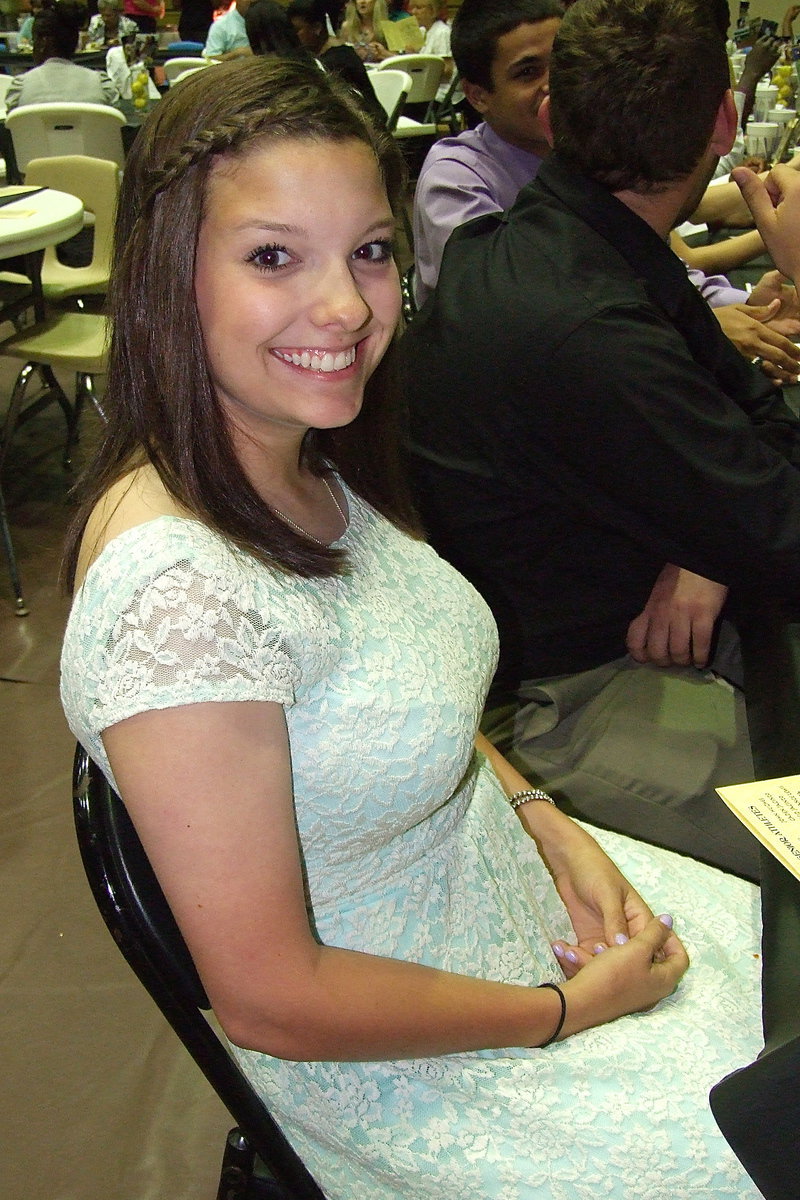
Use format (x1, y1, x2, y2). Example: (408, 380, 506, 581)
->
(63, 56, 417, 590)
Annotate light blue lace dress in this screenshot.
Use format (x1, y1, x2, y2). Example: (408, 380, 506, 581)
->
(61, 486, 764, 1200)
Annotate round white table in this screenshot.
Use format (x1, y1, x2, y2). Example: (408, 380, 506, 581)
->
(0, 185, 85, 616)
(0, 185, 84, 318)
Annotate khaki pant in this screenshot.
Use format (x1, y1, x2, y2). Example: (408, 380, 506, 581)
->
(483, 653, 759, 881)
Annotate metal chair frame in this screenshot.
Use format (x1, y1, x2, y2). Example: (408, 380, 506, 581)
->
(0, 307, 108, 614)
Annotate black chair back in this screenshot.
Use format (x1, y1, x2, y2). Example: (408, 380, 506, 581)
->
(72, 744, 327, 1200)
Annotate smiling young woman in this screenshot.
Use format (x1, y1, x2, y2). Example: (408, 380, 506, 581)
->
(60, 54, 764, 1200)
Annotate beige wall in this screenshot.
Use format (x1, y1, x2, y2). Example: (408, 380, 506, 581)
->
(728, 0, 792, 26)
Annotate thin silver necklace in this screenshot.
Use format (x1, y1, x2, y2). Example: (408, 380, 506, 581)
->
(273, 476, 347, 545)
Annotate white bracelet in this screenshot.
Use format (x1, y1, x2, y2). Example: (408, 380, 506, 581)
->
(508, 788, 555, 811)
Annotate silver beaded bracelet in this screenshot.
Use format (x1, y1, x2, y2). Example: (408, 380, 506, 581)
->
(508, 788, 556, 811)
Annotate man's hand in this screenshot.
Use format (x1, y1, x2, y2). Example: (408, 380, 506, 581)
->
(738, 34, 783, 96)
(733, 163, 800, 285)
(626, 563, 728, 668)
(714, 300, 800, 383)
(749, 268, 800, 337)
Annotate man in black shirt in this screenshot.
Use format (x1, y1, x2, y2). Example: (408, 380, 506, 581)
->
(401, 0, 800, 880)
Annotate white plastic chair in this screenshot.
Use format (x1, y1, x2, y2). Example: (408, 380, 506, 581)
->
(6, 103, 126, 174)
(164, 56, 209, 85)
(24, 155, 120, 303)
(375, 54, 444, 136)
(172, 65, 215, 84)
(369, 68, 412, 133)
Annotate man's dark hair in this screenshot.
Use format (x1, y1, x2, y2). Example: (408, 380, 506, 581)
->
(549, 0, 731, 192)
(33, 0, 86, 59)
(452, 0, 564, 89)
(285, 0, 344, 27)
(245, 0, 309, 57)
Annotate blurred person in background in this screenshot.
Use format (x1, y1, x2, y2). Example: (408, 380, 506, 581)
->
(288, 0, 387, 123)
(6, 0, 120, 109)
(87, 0, 138, 44)
(339, 0, 391, 62)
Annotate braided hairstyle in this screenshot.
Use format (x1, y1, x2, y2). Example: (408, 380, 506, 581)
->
(64, 55, 416, 589)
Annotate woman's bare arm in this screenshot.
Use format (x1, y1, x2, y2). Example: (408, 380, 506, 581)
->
(102, 702, 687, 1060)
(670, 228, 765, 274)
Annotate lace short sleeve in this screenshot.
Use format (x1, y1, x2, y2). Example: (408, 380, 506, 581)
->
(61, 520, 304, 773)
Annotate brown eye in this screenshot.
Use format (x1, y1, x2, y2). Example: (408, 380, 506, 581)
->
(247, 245, 293, 272)
(352, 239, 393, 264)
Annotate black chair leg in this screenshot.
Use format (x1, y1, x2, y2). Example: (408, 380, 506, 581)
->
(0, 359, 82, 614)
(0, 361, 73, 471)
(217, 1129, 305, 1200)
(0, 477, 28, 615)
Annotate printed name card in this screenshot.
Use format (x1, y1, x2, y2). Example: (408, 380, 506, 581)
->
(716, 776, 800, 880)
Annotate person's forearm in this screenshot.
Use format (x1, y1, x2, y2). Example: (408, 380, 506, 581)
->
(217, 917, 682, 1064)
(216, 938, 571, 1060)
(476, 731, 535, 797)
(475, 733, 582, 860)
(678, 228, 765, 273)
(691, 179, 757, 227)
(206, 738, 578, 1061)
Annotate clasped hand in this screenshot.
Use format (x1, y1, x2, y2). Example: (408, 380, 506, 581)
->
(520, 806, 690, 1028)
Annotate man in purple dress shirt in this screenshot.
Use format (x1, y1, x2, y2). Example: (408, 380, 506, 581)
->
(413, 0, 560, 308)
(412, 0, 800, 380)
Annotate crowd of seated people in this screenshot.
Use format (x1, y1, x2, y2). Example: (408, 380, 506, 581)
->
(411, 0, 800, 387)
(200, 0, 453, 87)
(6, 0, 121, 109)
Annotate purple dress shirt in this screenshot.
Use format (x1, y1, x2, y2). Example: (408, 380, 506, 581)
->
(412, 123, 543, 306)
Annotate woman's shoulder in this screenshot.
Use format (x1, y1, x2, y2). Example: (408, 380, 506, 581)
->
(74, 464, 192, 590)
(73, 466, 278, 617)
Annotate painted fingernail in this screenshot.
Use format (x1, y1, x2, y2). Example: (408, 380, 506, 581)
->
(658, 913, 674, 929)
(551, 943, 565, 958)
(593, 943, 607, 954)
(614, 933, 629, 945)
(564, 949, 579, 964)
